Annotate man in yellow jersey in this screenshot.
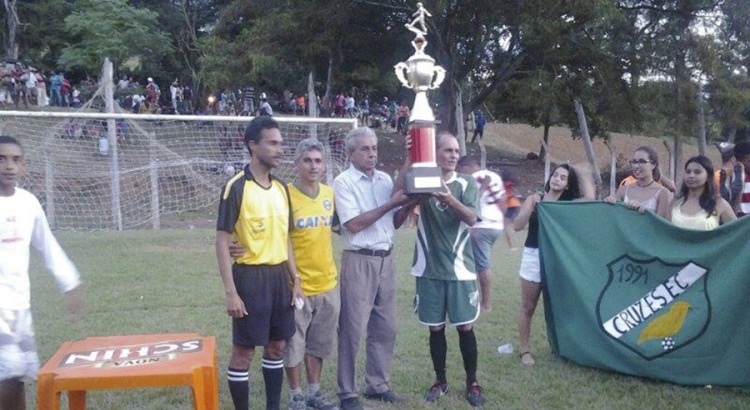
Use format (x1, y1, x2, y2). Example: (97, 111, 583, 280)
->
(230, 138, 340, 410)
(216, 116, 303, 410)
(283, 138, 340, 410)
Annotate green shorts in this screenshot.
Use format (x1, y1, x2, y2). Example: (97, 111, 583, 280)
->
(414, 277, 480, 326)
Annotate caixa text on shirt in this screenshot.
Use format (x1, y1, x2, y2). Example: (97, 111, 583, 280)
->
(59, 339, 203, 368)
(295, 215, 334, 229)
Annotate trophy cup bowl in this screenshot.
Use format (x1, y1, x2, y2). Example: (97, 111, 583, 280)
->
(394, 55, 445, 193)
(395, 4, 445, 194)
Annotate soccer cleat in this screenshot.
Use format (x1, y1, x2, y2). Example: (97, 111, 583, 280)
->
(289, 393, 306, 410)
(423, 380, 448, 402)
(306, 390, 339, 410)
(466, 381, 486, 407)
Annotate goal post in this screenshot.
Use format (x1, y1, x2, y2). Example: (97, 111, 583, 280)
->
(0, 110, 356, 231)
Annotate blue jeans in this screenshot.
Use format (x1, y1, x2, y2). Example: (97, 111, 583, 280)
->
(50, 88, 61, 106)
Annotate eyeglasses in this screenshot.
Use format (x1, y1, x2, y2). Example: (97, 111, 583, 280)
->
(629, 159, 653, 166)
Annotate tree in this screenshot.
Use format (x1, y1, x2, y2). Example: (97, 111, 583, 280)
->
(707, 0, 750, 141)
(200, 0, 408, 108)
(58, 0, 170, 76)
(13, 0, 73, 70)
(2, 0, 19, 59)
(484, 1, 642, 158)
(130, 0, 222, 94)
(618, 0, 723, 178)
(355, 0, 632, 150)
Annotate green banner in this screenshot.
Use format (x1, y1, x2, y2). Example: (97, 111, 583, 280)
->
(538, 202, 750, 388)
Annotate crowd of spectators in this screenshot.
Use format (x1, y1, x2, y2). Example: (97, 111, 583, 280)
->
(0, 60, 94, 109)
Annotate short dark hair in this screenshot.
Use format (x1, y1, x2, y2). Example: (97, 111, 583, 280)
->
(457, 155, 480, 168)
(0, 135, 21, 150)
(244, 116, 279, 147)
(734, 140, 750, 161)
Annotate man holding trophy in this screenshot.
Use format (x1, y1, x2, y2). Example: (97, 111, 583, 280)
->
(393, 5, 486, 407)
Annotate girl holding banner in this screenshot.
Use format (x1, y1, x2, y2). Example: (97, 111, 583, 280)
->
(669, 155, 736, 230)
(514, 164, 587, 366)
(605, 146, 673, 219)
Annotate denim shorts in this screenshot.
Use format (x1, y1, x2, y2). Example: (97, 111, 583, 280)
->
(470, 227, 502, 272)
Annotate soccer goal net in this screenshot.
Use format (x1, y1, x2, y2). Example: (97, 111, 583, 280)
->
(1, 109, 355, 231)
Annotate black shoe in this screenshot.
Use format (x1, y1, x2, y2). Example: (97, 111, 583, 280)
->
(423, 381, 448, 402)
(363, 390, 405, 404)
(340, 397, 363, 410)
(466, 381, 485, 407)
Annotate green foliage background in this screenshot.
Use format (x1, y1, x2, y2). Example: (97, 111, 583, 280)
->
(0, 0, 748, 141)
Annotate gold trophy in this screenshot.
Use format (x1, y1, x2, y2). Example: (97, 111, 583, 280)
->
(394, 2, 446, 194)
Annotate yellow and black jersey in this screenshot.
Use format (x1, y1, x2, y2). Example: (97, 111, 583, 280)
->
(216, 165, 292, 265)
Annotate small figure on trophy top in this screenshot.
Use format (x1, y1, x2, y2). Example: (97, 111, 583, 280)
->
(405, 2, 431, 37)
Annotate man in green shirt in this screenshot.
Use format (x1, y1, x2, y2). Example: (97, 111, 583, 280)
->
(395, 133, 485, 407)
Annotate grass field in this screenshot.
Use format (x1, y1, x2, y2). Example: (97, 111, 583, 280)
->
(26, 228, 749, 409)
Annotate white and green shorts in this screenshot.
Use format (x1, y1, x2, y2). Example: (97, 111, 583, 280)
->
(414, 278, 480, 327)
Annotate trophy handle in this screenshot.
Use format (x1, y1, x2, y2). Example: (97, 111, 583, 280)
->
(429, 66, 446, 89)
(394, 62, 413, 89)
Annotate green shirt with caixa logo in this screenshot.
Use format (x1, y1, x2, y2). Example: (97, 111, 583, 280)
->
(410, 172, 479, 281)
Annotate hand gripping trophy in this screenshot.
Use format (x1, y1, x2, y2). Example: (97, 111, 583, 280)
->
(395, 3, 446, 193)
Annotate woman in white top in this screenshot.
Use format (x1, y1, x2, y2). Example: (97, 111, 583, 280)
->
(605, 146, 672, 218)
(669, 155, 736, 230)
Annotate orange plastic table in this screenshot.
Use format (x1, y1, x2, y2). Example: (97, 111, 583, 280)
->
(37, 333, 218, 410)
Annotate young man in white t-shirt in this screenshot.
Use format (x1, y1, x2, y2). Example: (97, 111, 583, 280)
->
(457, 155, 506, 312)
(0, 136, 85, 410)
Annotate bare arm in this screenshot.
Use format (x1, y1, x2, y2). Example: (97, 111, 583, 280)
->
(287, 239, 303, 304)
(434, 187, 477, 226)
(216, 230, 246, 318)
(394, 195, 429, 229)
(345, 190, 408, 234)
(394, 203, 417, 230)
(717, 198, 738, 224)
(655, 189, 674, 219)
(604, 185, 625, 204)
(514, 194, 541, 231)
(659, 175, 677, 193)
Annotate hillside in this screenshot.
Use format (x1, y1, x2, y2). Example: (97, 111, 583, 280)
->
(377, 123, 721, 198)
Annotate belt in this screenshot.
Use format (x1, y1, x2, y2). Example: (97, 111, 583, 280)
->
(347, 248, 392, 257)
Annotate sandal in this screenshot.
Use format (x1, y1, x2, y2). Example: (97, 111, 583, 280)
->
(520, 351, 535, 366)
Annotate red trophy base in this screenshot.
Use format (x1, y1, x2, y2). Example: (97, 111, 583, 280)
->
(406, 123, 442, 194)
